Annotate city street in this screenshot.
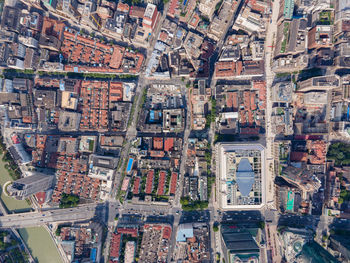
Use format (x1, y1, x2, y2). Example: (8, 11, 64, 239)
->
(0, 0, 327, 262)
(264, 0, 280, 208)
(264, 0, 282, 262)
(0, 204, 99, 228)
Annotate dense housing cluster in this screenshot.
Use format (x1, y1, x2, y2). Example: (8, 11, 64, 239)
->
(1, 0, 350, 262)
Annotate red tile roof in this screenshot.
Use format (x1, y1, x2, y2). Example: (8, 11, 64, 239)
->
(157, 171, 166, 195)
(250, 92, 256, 111)
(52, 151, 101, 203)
(110, 233, 121, 258)
(167, 0, 179, 17)
(290, 152, 308, 162)
(188, 13, 200, 28)
(11, 134, 20, 144)
(42, 17, 65, 40)
(150, 150, 165, 158)
(153, 137, 163, 150)
(129, 6, 145, 18)
(253, 81, 266, 109)
(215, 61, 243, 77)
(35, 192, 46, 205)
(164, 137, 174, 152)
(121, 177, 130, 192)
(170, 172, 178, 195)
(173, 159, 179, 169)
(61, 28, 144, 74)
(307, 140, 326, 164)
(159, 31, 168, 42)
(110, 46, 125, 69)
(117, 227, 138, 237)
(117, 2, 130, 13)
(240, 127, 259, 135)
(133, 177, 141, 195)
(109, 82, 123, 102)
(163, 226, 172, 239)
(79, 80, 109, 132)
(145, 170, 154, 194)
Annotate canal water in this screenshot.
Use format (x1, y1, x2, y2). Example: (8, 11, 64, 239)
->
(18, 227, 62, 263)
(0, 155, 62, 263)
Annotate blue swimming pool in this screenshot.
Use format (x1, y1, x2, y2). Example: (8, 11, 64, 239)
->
(126, 158, 134, 173)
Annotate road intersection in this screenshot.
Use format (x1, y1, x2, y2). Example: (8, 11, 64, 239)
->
(0, 1, 287, 262)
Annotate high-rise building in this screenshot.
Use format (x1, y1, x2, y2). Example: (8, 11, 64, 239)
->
(198, 0, 221, 19)
(8, 173, 55, 200)
(283, 0, 294, 20)
(142, 3, 159, 30)
(220, 224, 261, 263)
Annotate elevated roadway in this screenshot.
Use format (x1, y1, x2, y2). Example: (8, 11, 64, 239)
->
(0, 204, 99, 228)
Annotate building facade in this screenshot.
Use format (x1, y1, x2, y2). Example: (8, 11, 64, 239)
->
(8, 173, 55, 200)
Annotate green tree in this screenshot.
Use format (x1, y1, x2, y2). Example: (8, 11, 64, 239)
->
(55, 226, 62, 236)
(258, 221, 265, 229)
(59, 193, 79, 208)
(327, 142, 350, 166)
(180, 196, 189, 206)
(213, 222, 219, 232)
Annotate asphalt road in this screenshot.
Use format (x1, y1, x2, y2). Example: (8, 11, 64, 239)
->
(263, 0, 282, 262)
(0, 204, 99, 228)
(264, 0, 280, 209)
(0, 2, 287, 263)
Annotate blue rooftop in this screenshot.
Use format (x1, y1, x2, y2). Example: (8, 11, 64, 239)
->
(59, 79, 65, 91)
(90, 248, 97, 262)
(176, 29, 183, 39)
(150, 110, 155, 121)
(176, 224, 193, 242)
(236, 158, 255, 197)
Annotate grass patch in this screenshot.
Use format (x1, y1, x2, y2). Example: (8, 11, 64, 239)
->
(205, 98, 216, 128)
(276, 72, 291, 78)
(318, 10, 333, 25)
(277, 108, 284, 115)
(280, 22, 290, 53)
(280, 39, 287, 53)
(88, 140, 95, 152)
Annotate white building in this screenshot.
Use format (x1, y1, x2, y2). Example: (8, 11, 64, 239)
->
(217, 143, 266, 210)
(198, 0, 221, 19)
(88, 155, 118, 200)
